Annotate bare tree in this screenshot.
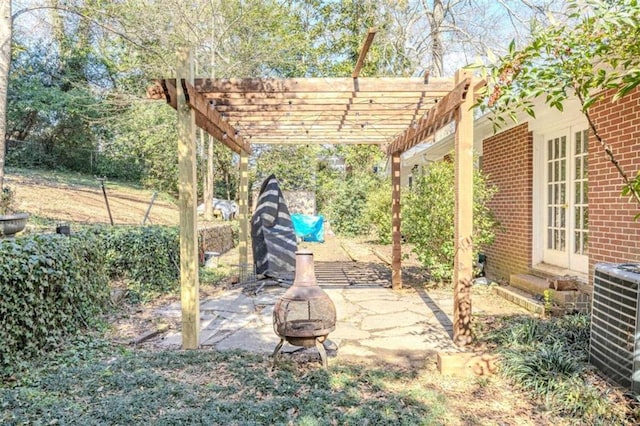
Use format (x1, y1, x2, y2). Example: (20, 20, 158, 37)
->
(0, 1, 11, 190)
(383, 0, 565, 77)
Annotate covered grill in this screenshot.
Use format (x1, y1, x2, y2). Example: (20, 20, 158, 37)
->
(272, 250, 336, 368)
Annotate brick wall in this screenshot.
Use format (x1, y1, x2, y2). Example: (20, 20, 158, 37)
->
(482, 123, 533, 282)
(588, 88, 640, 280)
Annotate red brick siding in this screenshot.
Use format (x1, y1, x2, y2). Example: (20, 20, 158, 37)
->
(482, 123, 533, 282)
(588, 88, 640, 280)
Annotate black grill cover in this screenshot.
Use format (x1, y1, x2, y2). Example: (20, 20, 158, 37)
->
(251, 175, 297, 277)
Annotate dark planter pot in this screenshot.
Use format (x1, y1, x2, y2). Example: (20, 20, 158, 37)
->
(0, 212, 29, 237)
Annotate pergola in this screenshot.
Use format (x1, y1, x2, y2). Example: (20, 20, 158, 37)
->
(148, 30, 479, 350)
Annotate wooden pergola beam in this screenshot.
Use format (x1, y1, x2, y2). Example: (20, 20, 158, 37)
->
(239, 122, 415, 129)
(352, 28, 377, 78)
(223, 109, 433, 118)
(212, 98, 441, 109)
(248, 140, 384, 145)
(193, 77, 453, 94)
(154, 79, 251, 155)
(183, 80, 252, 154)
(386, 78, 471, 155)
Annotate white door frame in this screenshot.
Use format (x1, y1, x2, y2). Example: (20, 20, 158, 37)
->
(532, 119, 589, 274)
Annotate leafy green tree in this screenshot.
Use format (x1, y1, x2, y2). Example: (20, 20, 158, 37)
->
(403, 158, 498, 283)
(105, 101, 178, 194)
(474, 0, 640, 215)
(253, 144, 319, 192)
(320, 173, 381, 236)
(6, 40, 105, 171)
(363, 177, 392, 243)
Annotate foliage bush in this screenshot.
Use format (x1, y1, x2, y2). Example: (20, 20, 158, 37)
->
(87, 225, 180, 302)
(363, 178, 392, 244)
(320, 174, 378, 236)
(481, 314, 632, 424)
(402, 158, 499, 282)
(0, 233, 109, 374)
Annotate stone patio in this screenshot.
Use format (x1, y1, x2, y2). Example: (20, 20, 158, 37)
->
(153, 236, 478, 367)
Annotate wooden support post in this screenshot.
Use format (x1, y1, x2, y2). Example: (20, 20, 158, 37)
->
(204, 135, 214, 221)
(177, 47, 200, 349)
(238, 150, 249, 268)
(391, 152, 402, 290)
(453, 69, 474, 346)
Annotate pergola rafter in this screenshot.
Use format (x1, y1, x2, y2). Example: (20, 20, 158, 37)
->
(152, 31, 478, 350)
(150, 76, 455, 147)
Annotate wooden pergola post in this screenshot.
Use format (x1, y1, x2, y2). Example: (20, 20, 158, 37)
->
(391, 152, 402, 289)
(238, 150, 249, 268)
(452, 69, 474, 346)
(204, 135, 214, 221)
(177, 47, 200, 349)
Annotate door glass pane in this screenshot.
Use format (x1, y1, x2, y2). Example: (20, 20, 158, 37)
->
(575, 182, 581, 204)
(573, 129, 589, 255)
(583, 233, 588, 253)
(546, 135, 568, 253)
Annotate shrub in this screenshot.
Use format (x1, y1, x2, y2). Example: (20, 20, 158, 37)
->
(321, 175, 377, 236)
(87, 225, 180, 301)
(402, 158, 499, 282)
(0, 233, 109, 374)
(363, 179, 392, 244)
(481, 314, 631, 424)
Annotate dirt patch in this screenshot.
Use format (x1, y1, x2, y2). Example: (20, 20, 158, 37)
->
(6, 172, 179, 226)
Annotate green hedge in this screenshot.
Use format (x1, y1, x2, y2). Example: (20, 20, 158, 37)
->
(0, 233, 109, 373)
(86, 225, 180, 302)
(0, 225, 181, 374)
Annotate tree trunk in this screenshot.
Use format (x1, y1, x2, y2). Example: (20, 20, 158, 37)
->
(0, 2, 12, 190)
(426, 0, 444, 77)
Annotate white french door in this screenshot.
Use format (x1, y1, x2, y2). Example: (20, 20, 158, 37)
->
(543, 129, 588, 272)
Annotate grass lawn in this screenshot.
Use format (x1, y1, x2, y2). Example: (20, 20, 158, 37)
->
(2, 337, 452, 425)
(2, 315, 637, 426)
(1, 169, 637, 425)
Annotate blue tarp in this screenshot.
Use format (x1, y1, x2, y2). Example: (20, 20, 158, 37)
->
(291, 213, 325, 243)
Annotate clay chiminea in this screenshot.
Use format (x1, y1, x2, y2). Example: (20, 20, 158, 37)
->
(272, 249, 336, 368)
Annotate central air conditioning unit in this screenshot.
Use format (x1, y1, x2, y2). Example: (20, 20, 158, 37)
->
(590, 263, 640, 392)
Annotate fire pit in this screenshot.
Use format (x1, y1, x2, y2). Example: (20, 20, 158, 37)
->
(272, 249, 336, 368)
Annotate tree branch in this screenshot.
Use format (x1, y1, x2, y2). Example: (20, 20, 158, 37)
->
(12, 5, 170, 69)
(575, 89, 640, 206)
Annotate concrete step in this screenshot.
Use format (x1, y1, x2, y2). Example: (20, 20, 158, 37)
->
(491, 285, 545, 315)
(510, 273, 548, 296)
(528, 264, 588, 284)
(508, 273, 590, 311)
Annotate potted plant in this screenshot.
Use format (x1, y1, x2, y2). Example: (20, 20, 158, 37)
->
(0, 186, 29, 237)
